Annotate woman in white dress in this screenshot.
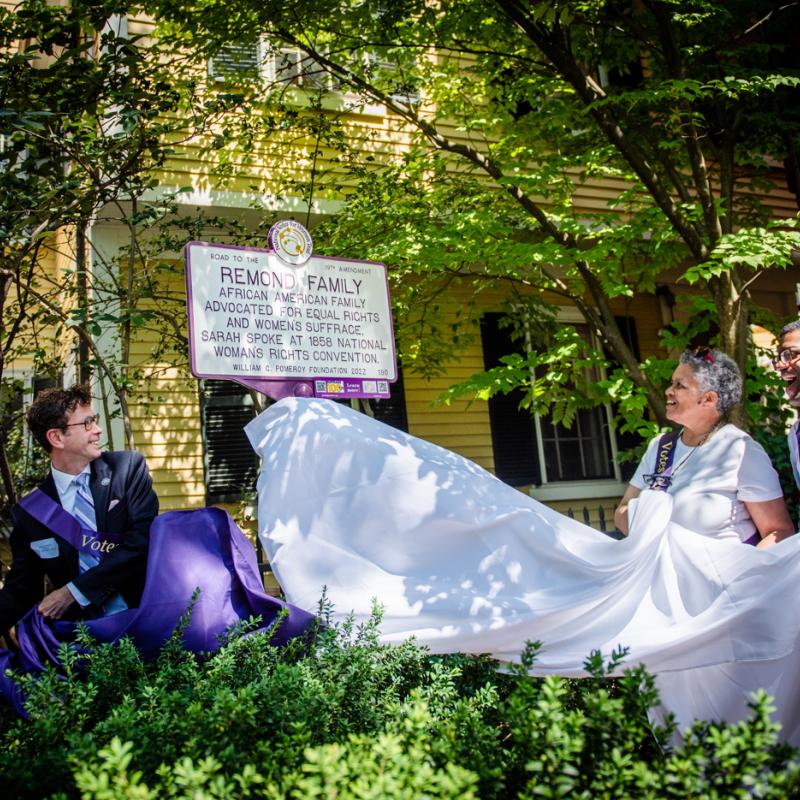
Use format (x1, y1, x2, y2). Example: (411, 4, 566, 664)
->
(246, 349, 800, 742)
(615, 347, 794, 547)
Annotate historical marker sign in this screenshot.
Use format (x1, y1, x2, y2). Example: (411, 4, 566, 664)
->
(185, 238, 396, 399)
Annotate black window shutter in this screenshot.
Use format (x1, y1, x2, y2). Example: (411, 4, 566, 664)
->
(200, 380, 260, 504)
(369, 364, 408, 431)
(481, 314, 541, 486)
(208, 42, 260, 82)
(32, 374, 60, 397)
(614, 315, 641, 361)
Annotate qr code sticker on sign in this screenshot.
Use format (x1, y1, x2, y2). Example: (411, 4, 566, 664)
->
(377, 381, 389, 393)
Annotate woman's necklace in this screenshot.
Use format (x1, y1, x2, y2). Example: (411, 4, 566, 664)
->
(670, 423, 721, 479)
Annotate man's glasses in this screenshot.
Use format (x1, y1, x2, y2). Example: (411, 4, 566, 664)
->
(774, 348, 800, 366)
(62, 414, 100, 431)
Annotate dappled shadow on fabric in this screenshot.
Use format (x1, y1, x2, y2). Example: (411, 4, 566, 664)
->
(248, 398, 800, 743)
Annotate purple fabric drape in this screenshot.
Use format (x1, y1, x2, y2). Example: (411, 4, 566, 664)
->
(0, 507, 315, 716)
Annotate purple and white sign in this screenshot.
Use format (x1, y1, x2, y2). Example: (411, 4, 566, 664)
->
(185, 239, 396, 399)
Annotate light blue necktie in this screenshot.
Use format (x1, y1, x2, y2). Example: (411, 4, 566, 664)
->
(72, 473, 127, 615)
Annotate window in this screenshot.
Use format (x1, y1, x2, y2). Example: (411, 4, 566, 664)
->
(264, 46, 342, 91)
(367, 363, 408, 431)
(199, 371, 408, 504)
(208, 41, 418, 103)
(481, 312, 627, 499)
(363, 53, 420, 104)
(0, 373, 60, 514)
(199, 380, 260, 504)
(208, 40, 342, 91)
(32, 373, 60, 398)
(597, 59, 644, 91)
(208, 41, 262, 83)
(538, 404, 614, 481)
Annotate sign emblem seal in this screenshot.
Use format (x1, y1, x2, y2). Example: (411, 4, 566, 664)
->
(268, 220, 313, 265)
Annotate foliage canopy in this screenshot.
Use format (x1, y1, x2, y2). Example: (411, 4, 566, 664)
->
(151, 0, 800, 439)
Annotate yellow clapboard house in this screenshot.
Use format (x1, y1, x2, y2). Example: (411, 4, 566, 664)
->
(4, 6, 799, 535)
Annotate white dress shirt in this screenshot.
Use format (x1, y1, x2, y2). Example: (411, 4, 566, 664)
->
(50, 465, 93, 607)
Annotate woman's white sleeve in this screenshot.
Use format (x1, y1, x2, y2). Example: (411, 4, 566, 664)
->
(629, 436, 660, 490)
(737, 437, 784, 501)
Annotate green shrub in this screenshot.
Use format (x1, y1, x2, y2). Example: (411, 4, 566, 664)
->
(1, 603, 799, 799)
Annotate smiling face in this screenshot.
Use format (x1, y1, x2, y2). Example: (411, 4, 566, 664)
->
(665, 363, 721, 431)
(777, 328, 800, 408)
(46, 403, 102, 474)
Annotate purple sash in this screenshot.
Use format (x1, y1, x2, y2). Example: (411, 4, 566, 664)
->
(794, 422, 800, 489)
(643, 430, 680, 491)
(0, 507, 315, 717)
(17, 488, 124, 559)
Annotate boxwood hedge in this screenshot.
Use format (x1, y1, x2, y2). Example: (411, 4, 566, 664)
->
(1, 601, 798, 799)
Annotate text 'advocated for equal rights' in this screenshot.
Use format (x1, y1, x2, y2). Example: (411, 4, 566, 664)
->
(185, 243, 396, 389)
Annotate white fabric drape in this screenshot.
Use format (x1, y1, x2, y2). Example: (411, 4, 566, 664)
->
(246, 398, 800, 742)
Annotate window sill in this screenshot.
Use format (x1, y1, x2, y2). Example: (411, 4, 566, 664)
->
(529, 479, 627, 502)
(278, 86, 389, 117)
(209, 81, 389, 117)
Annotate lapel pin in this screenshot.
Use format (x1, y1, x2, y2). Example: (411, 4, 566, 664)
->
(101, 477, 111, 486)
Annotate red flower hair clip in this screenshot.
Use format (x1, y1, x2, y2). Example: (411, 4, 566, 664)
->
(693, 346, 715, 364)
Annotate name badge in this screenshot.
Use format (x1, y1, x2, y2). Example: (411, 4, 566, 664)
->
(30, 537, 60, 559)
(643, 473, 672, 491)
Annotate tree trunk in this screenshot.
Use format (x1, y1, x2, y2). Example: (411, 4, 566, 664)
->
(712, 272, 750, 430)
(118, 389, 135, 450)
(76, 220, 92, 385)
(0, 272, 16, 507)
(119, 202, 137, 450)
(0, 431, 16, 511)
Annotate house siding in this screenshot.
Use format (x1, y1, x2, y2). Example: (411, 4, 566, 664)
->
(6, 9, 798, 522)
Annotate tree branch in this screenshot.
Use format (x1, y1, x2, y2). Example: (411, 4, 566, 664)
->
(495, 0, 710, 261)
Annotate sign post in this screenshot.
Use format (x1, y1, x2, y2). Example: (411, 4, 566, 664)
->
(185, 222, 396, 401)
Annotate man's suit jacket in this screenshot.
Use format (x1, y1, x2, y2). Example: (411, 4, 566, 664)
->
(0, 451, 159, 632)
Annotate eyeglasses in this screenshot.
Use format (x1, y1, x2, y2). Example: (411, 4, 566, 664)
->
(692, 346, 715, 364)
(774, 348, 800, 366)
(62, 414, 100, 432)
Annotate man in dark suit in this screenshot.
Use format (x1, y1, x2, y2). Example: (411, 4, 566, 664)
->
(0, 385, 158, 633)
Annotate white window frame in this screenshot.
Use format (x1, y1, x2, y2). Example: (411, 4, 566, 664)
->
(261, 44, 343, 92)
(528, 307, 627, 502)
(208, 39, 417, 113)
(363, 52, 421, 105)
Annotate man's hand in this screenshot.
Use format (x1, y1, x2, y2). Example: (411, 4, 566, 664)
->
(0, 626, 18, 650)
(38, 585, 76, 619)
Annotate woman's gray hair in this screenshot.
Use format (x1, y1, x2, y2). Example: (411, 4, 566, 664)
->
(679, 349, 742, 414)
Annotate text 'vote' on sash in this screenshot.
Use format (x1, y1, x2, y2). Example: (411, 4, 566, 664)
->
(81, 533, 118, 554)
(17, 488, 123, 559)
